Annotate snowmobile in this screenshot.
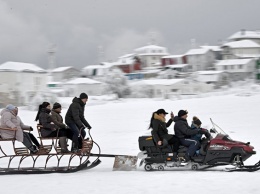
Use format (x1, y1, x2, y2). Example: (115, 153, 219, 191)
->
(138, 119, 260, 172)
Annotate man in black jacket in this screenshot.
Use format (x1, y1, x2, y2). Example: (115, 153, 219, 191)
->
(174, 110, 206, 162)
(65, 93, 92, 153)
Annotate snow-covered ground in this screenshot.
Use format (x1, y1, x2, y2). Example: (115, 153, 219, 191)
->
(1, 89, 260, 194)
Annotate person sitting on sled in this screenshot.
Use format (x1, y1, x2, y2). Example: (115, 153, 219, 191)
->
(35, 102, 69, 153)
(0, 104, 38, 154)
(174, 110, 208, 162)
(50, 102, 73, 147)
(65, 93, 92, 153)
(149, 109, 180, 159)
(14, 106, 41, 151)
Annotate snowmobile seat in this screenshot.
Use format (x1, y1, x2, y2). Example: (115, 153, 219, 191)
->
(138, 136, 173, 154)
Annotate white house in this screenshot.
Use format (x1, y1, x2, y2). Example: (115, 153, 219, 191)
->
(134, 45, 169, 68)
(228, 29, 260, 45)
(63, 78, 105, 96)
(112, 54, 141, 73)
(129, 78, 213, 98)
(185, 48, 215, 72)
(51, 66, 80, 81)
(200, 46, 222, 60)
(0, 61, 47, 105)
(193, 71, 229, 88)
(158, 64, 190, 79)
(81, 62, 118, 78)
(215, 58, 255, 81)
(221, 40, 260, 60)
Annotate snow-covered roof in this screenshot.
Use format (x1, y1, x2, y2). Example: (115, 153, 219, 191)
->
(134, 44, 169, 56)
(130, 79, 184, 86)
(197, 71, 224, 75)
(222, 40, 260, 48)
(52, 66, 76, 72)
(185, 48, 210, 55)
(162, 55, 184, 59)
(65, 78, 102, 84)
(0, 61, 45, 72)
(135, 45, 166, 51)
(118, 53, 135, 59)
(83, 63, 114, 70)
(114, 54, 136, 65)
(166, 64, 189, 68)
(215, 59, 253, 66)
(200, 46, 222, 52)
(235, 54, 260, 58)
(228, 30, 260, 40)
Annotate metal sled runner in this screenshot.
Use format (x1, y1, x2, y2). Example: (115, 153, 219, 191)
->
(0, 126, 101, 175)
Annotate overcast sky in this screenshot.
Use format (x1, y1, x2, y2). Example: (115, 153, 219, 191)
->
(0, 0, 259, 69)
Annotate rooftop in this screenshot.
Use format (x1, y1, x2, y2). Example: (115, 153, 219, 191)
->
(0, 61, 45, 73)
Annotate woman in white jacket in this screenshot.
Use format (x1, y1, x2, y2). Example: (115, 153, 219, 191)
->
(0, 104, 38, 154)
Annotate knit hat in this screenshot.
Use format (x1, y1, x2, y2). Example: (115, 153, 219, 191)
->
(156, 109, 168, 115)
(178, 110, 188, 117)
(53, 102, 61, 109)
(80, 93, 88, 99)
(6, 104, 16, 111)
(193, 116, 202, 126)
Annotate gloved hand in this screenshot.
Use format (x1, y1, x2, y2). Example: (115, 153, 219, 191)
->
(88, 126, 92, 130)
(170, 111, 174, 119)
(198, 128, 208, 134)
(29, 126, 33, 131)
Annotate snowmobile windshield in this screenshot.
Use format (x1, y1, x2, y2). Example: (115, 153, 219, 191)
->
(210, 119, 231, 139)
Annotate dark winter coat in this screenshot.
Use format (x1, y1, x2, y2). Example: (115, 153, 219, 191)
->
(65, 97, 91, 129)
(51, 110, 66, 129)
(174, 116, 199, 139)
(39, 108, 57, 137)
(151, 113, 174, 143)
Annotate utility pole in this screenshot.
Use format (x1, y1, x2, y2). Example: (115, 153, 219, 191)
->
(47, 44, 57, 82)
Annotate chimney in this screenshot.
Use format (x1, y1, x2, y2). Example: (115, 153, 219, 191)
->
(241, 29, 246, 35)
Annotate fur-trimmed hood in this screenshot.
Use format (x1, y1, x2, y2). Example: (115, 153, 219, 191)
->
(153, 113, 166, 123)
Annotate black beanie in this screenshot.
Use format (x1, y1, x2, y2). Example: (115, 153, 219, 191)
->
(80, 93, 88, 99)
(178, 110, 188, 117)
(53, 102, 61, 109)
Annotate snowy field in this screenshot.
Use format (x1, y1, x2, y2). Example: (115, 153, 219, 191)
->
(1, 91, 260, 194)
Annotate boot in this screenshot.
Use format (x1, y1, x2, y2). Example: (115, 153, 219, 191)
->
(184, 154, 190, 162)
(59, 137, 70, 153)
(71, 142, 79, 153)
(29, 145, 38, 154)
(173, 152, 178, 162)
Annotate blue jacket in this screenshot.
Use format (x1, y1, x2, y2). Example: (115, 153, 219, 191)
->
(190, 123, 202, 141)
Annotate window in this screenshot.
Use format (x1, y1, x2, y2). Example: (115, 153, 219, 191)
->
(239, 65, 243, 69)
